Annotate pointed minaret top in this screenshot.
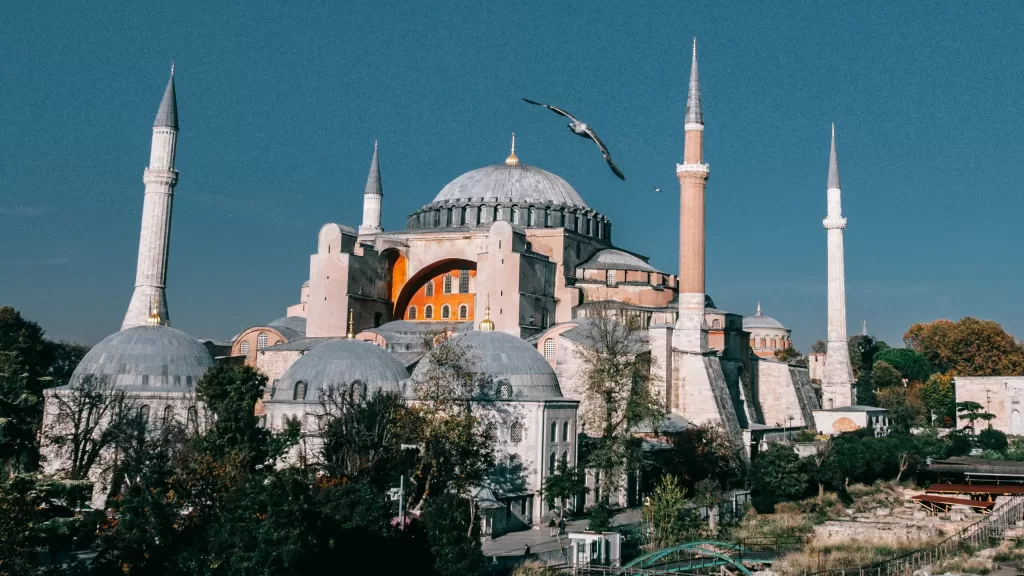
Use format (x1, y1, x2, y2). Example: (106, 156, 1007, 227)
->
(154, 67, 178, 129)
(827, 123, 840, 189)
(685, 38, 703, 126)
(364, 140, 382, 197)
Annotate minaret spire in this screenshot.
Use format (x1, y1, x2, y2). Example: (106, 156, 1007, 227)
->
(756, 302, 761, 316)
(685, 38, 703, 128)
(821, 123, 855, 408)
(123, 69, 180, 329)
(358, 140, 384, 240)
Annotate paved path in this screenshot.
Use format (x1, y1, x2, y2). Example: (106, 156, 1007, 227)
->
(481, 509, 640, 559)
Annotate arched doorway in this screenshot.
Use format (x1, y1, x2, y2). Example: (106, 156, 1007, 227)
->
(1011, 410, 1023, 435)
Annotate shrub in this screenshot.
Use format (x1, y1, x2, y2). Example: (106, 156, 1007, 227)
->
(979, 428, 1009, 452)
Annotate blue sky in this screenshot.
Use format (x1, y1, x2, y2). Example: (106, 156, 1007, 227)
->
(3, 1, 1023, 350)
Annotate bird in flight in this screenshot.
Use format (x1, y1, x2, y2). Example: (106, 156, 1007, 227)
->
(653, 186, 662, 193)
(522, 98, 625, 180)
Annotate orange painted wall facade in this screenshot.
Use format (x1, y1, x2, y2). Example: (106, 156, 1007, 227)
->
(402, 268, 477, 321)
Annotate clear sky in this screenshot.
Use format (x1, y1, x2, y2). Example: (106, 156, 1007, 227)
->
(3, 1, 1023, 350)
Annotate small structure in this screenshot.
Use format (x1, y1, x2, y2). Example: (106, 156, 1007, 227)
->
(566, 531, 621, 568)
(927, 457, 1024, 485)
(812, 405, 889, 436)
(925, 483, 1024, 500)
(912, 494, 994, 515)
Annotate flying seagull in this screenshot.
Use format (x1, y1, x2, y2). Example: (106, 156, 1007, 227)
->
(522, 98, 625, 180)
(653, 186, 663, 193)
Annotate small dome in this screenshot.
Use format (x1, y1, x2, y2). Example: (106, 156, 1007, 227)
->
(581, 249, 659, 273)
(411, 331, 562, 400)
(743, 306, 788, 331)
(433, 164, 588, 208)
(268, 316, 306, 335)
(71, 325, 214, 391)
(272, 338, 409, 402)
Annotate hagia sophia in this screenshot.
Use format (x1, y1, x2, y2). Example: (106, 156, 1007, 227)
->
(44, 42, 874, 523)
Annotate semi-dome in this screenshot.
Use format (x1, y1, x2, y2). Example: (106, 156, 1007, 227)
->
(411, 330, 563, 400)
(580, 249, 659, 273)
(743, 304, 788, 331)
(433, 164, 588, 208)
(268, 316, 307, 335)
(271, 338, 409, 403)
(70, 325, 215, 391)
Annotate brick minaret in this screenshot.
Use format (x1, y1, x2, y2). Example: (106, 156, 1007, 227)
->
(675, 39, 710, 352)
(358, 140, 383, 241)
(821, 124, 855, 407)
(122, 67, 178, 329)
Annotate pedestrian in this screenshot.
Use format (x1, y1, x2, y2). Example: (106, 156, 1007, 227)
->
(558, 517, 567, 535)
(524, 544, 531, 556)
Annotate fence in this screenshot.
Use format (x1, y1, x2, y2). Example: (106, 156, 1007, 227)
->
(806, 495, 1024, 576)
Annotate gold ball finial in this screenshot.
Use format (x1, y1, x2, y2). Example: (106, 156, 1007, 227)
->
(147, 294, 163, 326)
(347, 309, 355, 339)
(505, 133, 520, 166)
(479, 294, 495, 331)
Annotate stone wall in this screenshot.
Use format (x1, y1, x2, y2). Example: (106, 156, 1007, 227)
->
(257, 349, 303, 386)
(757, 359, 817, 428)
(955, 377, 1024, 434)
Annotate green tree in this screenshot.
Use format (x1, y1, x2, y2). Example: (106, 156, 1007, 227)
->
(873, 348, 932, 383)
(805, 439, 843, 504)
(875, 386, 924, 433)
(871, 361, 904, 389)
(667, 423, 743, 493)
(0, 306, 52, 380)
(774, 346, 806, 365)
(921, 373, 955, 425)
(317, 388, 412, 487)
(641, 475, 697, 549)
(421, 494, 489, 576)
(956, 401, 995, 434)
(749, 444, 808, 513)
(855, 371, 876, 406)
(544, 461, 586, 520)
(905, 317, 1024, 376)
(811, 340, 828, 354)
(978, 428, 1009, 452)
(848, 335, 887, 381)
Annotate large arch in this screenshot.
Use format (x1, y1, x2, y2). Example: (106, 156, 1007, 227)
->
(393, 258, 477, 320)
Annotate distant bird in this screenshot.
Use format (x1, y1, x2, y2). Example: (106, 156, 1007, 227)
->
(522, 98, 625, 180)
(653, 186, 663, 193)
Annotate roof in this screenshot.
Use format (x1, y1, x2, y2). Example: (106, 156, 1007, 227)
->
(828, 124, 840, 189)
(268, 316, 307, 336)
(364, 141, 382, 197)
(926, 483, 1024, 496)
(370, 320, 473, 336)
(262, 337, 332, 352)
(743, 306, 788, 331)
(685, 39, 703, 125)
(579, 249, 659, 273)
(633, 413, 690, 434)
(432, 163, 588, 208)
(70, 325, 213, 392)
(411, 330, 563, 400)
(559, 317, 649, 353)
(927, 457, 1024, 477)
(911, 494, 994, 510)
(271, 338, 410, 403)
(154, 71, 178, 129)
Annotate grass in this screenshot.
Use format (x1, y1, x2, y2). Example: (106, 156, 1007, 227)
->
(925, 551, 995, 575)
(776, 538, 945, 575)
(729, 494, 843, 545)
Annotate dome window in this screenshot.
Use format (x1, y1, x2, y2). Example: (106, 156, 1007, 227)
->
(443, 275, 452, 294)
(240, 341, 251, 356)
(424, 305, 434, 319)
(294, 381, 307, 401)
(441, 304, 451, 319)
(496, 205, 504, 221)
(408, 306, 417, 320)
(498, 381, 512, 399)
(605, 270, 615, 287)
(545, 208, 552, 227)
(257, 332, 268, 349)
(350, 380, 367, 403)
(510, 421, 523, 444)
(511, 207, 519, 224)
(425, 281, 434, 297)
(139, 404, 151, 424)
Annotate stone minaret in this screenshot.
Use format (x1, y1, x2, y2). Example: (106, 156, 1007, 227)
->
(821, 124, 855, 407)
(358, 140, 383, 241)
(675, 39, 711, 353)
(122, 68, 178, 329)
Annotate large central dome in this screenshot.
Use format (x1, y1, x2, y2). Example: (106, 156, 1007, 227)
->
(433, 163, 588, 208)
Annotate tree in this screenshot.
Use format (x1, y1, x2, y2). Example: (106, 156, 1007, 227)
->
(806, 439, 843, 504)
(885, 434, 922, 482)
(317, 388, 411, 486)
(640, 475, 700, 549)
(421, 494, 489, 576)
(543, 461, 586, 520)
(956, 401, 995, 434)
(921, 373, 956, 426)
(873, 348, 932, 383)
(574, 308, 665, 502)
(905, 318, 1024, 376)
(978, 428, 1009, 452)
(875, 386, 925, 433)
(811, 340, 828, 354)
(855, 371, 876, 406)
(667, 423, 743, 493)
(749, 444, 808, 513)
(871, 361, 904, 389)
(848, 335, 886, 381)
(0, 306, 52, 380)
(774, 346, 807, 365)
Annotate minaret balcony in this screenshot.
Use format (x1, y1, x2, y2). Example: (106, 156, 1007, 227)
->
(822, 217, 847, 230)
(676, 163, 710, 175)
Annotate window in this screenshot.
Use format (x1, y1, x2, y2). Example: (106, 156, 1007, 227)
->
(274, 340, 282, 346)
(759, 337, 766, 349)
(527, 208, 535, 227)
(304, 414, 315, 432)
(510, 422, 523, 444)
(550, 421, 557, 442)
(562, 421, 569, 442)
(446, 207, 453, 225)
(545, 208, 552, 226)
(711, 319, 721, 329)
(424, 305, 433, 319)
(606, 270, 615, 287)
(187, 406, 198, 429)
(374, 312, 382, 327)
(498, 381, 512, 398)
(496, 205, 503, 221)
(443, 274, 452, 294)
(459, 304, 468, 319)
(350, 381, 367, 402)
(432, 211, 440, 227)
(259, 414, 267, 428)
(549, 452, 556, 474)
(162, 405, 174, 427)
(561, 450, 568, 467)
(441, 304, 451, 319)
(240, 341, 251, 355)
(463, 206, 472, 226)
(543, 339, 556, 360)
(139, 405, 150, 424)
(511, 207, 519, 224)
(541, 310, 548, 329)
(408, 306, 417, 320)
(294, 381, 307, 401)
(459, 270, 470, 293)
(257, 332, 268, 349)
(425, 281, 434, 297)
(770, 338, 777, 349)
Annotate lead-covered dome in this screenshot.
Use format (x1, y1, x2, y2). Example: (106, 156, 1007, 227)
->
(433, 164, 588, 208)
(411, 331, 563, 400)
(70, 325, 215, 391)
(271, 338, 409, 403)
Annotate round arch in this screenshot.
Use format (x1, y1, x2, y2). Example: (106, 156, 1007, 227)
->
(393, 258, 477, 320)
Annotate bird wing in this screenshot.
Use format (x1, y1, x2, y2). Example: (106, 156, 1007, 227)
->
(522, 98, 579, 123)
(583, 126, 626, 180)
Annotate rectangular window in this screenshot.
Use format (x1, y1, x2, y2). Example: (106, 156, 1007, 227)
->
(459, 270, 470, 293)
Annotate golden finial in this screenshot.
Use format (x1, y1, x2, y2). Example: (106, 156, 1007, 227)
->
(347, 309, 355, 339)
(505, 133, 520, 166)
(479, 295, 495, 331)
(147, 294, 162, 326)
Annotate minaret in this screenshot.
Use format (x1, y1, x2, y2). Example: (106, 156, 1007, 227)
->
(122, 67, 178, 329)
(675, 39, 711, 353)
(821, 124, 855, 407)
(358, 140, 383, 240)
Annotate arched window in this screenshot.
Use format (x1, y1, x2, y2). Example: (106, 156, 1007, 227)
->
(446, 207, 454, 226)
(139, 404, 150, 424)
(549, 452, 557, 474)
(550, 421, 557, 442)
(443, 275, 452, 294)
(424, 305, 433, 319)
(464, 206, 472, 226)
(432, 211, 440, 227)
(294, 381, 307, 401)
(425, 281, 434, 297)
(498, 381, 512, 399)
(459, 304, 468, 319)
(606, 270, 615, 287)
(541, 310, 548, 328)
(257, 332, 269, 349)
(711, 319, 721, 329)
(459, 270, 470, 293)
(496, 205, 503, 221)
(511, 207, 519, 224)
(510, 422, 523, 444)
(441, 304, 451, 319)
(545, 208, 552, 227)
(527, 208, 535, 227)
(759, 337, 766, 349)
(162, 405, 174, 427)
(240, 341, 251, 355)
(274, 340, 283, 346)
(408, 306, 417, 320)
(476, 205, 483, 224)
(562, 421, 569, 442)
(561, 450, 569, 467)
(187, 406, 198, 430)
(770, 338, 777, 349)
(350, 380, 367, 403)
(543, 339, 556, 360)
(750, 337, 756, 348)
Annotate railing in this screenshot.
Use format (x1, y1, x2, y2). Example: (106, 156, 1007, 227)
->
(805, 495, 1024, 576)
